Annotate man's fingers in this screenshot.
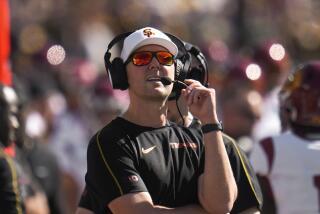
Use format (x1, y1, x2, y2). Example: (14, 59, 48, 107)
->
(192, 88, 203, 104)
(186, 87, 208, 106)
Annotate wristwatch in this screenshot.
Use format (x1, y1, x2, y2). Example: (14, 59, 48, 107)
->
(201, 121, 223, 133)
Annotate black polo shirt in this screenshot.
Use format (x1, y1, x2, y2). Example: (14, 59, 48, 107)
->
(81, 117, 262, 213)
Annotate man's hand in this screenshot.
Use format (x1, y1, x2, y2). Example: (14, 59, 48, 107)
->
(181, 79, 219, 124)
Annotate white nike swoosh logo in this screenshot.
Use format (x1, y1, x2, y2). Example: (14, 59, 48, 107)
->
(141, 146, 157, 154)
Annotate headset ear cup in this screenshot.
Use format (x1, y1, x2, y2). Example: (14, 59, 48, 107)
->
(170, 55, 191, 100)
(184, 43, 209, 87)
(177, 53, 191, 82)
(104, 31, 133, 90)
(109, 57, 129, 90)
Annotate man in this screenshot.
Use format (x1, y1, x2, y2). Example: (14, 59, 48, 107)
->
(0, 84, 50, 214)
(250, 61, 320, 213)
(0, 84, 24, 213)
(78, 27, 238, 213)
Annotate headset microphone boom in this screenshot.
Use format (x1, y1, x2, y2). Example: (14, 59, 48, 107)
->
(160, 76, 188, 88)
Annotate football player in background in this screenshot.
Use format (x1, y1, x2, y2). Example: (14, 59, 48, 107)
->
(250, 61, 320, 214)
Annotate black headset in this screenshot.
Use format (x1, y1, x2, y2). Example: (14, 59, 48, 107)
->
(104, 31, 208, 99)
(168, 41, 209, 100)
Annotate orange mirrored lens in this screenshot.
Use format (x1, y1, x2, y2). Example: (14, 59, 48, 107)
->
(131, 51, 174, 66)
(132, 52, 153, 66)
(156, 51, 174, 65)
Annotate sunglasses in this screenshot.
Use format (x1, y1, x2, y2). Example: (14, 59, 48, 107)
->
(127, 51, 174, 66)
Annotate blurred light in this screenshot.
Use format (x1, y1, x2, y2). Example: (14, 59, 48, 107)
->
(47, 45, 66, 65)
(208, 40, 229, 62)
(269, 43, 285, 61)
(247, 90, 262, 107)
(25, 111, 47, 138)
(19, 24, 48, 54)
(246, 64, 262, 81)
(47, 92, 66, 116)
(77, 61, 98, 85)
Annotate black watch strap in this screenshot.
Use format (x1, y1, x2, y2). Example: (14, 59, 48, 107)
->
(201, 122, 223, 133)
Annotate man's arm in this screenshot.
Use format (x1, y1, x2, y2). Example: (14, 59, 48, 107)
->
(109, 192, 208, 214)
(75, 207, 94, 214)
(183, 79, 238, 213)
(198, 131, 238, 213)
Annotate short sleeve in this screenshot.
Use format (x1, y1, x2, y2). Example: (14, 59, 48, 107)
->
(85, 131, 148, 210)
(223, 134, 263, 213)
(78, 185, 92, 210)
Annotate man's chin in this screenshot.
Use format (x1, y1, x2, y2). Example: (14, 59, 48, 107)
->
(145, 91, 170, 101)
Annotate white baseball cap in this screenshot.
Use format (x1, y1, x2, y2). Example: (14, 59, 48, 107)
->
(120, 27, 178, 62)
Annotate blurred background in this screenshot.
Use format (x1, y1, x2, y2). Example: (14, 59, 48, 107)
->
(1, 0, 320, 213)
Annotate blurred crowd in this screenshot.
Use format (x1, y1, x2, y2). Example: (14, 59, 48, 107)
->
(2, 0, 320, 213)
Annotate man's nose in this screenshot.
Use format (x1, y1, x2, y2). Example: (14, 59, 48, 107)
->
(148, 56, 160, 71)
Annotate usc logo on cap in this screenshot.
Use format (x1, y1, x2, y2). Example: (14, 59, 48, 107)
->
(143, 29, 155, 37)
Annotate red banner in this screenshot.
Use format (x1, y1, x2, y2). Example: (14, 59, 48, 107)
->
(0, 0, 12, 86)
